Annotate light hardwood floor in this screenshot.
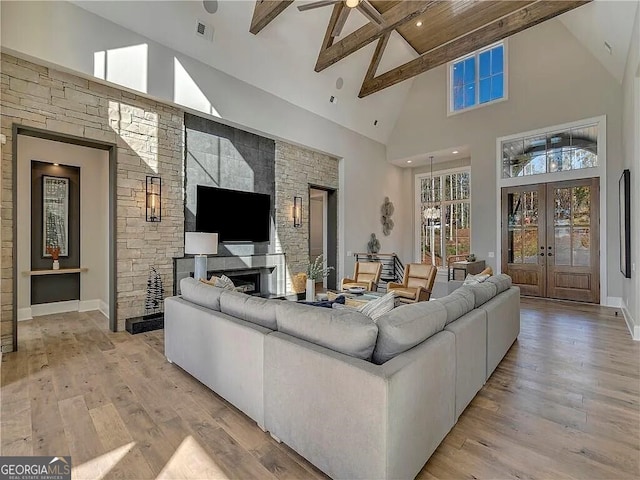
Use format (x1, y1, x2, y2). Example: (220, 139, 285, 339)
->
(1, 298, 639, 479)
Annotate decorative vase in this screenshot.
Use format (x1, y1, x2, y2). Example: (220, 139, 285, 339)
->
(306, 278, 315, 302)
(52, 260, 60, 270)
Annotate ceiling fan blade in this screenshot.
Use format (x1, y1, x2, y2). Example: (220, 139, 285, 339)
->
(331, 5, 351, 37)
(297, 0, 341, 12)
(357, 0, 384, 25)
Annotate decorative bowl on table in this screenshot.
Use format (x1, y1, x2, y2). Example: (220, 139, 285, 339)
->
(347, 286, 366, 294)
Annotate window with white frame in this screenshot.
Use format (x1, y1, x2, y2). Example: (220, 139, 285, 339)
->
(450, 42, 506, 113)
(501, 123, 599, 178)
(419, 170, 471, 267)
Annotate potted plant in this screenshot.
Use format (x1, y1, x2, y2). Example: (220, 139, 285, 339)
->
(305, 254, 334, 301)
(46, 245, 61, 270)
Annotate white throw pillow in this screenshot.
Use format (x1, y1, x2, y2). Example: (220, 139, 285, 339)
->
(357, 292, 396, 323)
(463, 273, 490, 286)
(205, 274, 236, 290)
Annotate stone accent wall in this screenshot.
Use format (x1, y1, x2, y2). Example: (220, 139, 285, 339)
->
(274, 141, 338, 291)
(1, 54, 184, 349)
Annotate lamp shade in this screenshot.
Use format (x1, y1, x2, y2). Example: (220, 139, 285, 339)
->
(185, 232, 218, 255)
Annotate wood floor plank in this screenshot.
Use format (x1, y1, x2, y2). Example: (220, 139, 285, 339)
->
(2, 297, 638, 479)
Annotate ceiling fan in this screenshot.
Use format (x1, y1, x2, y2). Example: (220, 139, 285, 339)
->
(297, 0, 385, 38)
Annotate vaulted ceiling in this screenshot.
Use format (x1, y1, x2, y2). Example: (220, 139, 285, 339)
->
(73, 0, 637, 144)
(250, 1, 590, 97)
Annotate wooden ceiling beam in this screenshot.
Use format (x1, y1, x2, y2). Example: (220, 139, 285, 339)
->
(319, 3, 346, 52)
(359, 0, 590, 98)
(362, 32, 391, 85)
(315, 1, 435, 72)
(249, 0, 294, 35)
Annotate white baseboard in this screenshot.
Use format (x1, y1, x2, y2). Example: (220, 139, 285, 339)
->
(79, 299, 100, 312)
(621, 300, 640, 341)
(31, 300, 79, 317)
(99, 300, 110, 319)
(18, 308, 32, 321)
(604, 296, 622, 308)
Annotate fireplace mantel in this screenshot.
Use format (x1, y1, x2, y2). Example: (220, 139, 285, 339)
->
(173, 253, 286, 296)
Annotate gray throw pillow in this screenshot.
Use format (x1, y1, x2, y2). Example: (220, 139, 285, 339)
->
(372, 301, 447, 365)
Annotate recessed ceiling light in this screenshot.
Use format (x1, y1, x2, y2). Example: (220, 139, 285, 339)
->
(407, 160, 412, 164)
(53, 163, 59, 166)
(452, 150, 459, 154)
(416, 21, 423, 27)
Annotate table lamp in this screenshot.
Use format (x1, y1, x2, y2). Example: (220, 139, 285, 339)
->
(185, 232, 218, 281)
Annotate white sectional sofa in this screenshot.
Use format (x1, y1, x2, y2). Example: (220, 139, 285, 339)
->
(165, 274, 520, 479)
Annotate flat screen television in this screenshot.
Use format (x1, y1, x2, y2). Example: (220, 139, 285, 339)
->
(196, 185, 271, 242)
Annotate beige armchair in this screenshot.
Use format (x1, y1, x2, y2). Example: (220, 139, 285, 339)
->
(341, 262, 383, 292)
(387, 263, 437, 303)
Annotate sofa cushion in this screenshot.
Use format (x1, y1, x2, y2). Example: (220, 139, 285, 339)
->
(372, 301, 447, 365)
(180, 277, 223, 311)
(276, 302, 378, 361)
(434, 289, 476, 325)
(462, 282, 498, 308)
(486, 274, 512, 294)
(220, 290, 278, 330)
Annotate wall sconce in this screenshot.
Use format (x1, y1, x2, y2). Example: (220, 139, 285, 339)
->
(146, 176, 161, 222)
(293, 196, 302, 227)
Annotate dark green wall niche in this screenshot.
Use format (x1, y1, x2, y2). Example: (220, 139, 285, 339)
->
(30, 161, 80, 305)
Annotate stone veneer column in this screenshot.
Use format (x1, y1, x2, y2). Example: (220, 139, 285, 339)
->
(0, 54, 184, 348)
(274, 141, 338, 292)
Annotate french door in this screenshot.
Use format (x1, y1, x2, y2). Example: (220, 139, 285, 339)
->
(501, 178, 600, 303)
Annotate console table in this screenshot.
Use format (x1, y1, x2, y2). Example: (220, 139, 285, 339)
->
(448, 260, 486, 281)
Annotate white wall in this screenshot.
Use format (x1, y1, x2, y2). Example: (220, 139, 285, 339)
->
(0, 0, 413, 281)
(621, 5, 640, 337)
(388, 18, 624, 304)
(16, 136, 109, 317)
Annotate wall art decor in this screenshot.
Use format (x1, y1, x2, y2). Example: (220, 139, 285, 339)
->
(380, 197, 395, 236)
(42, 175, 69, 257)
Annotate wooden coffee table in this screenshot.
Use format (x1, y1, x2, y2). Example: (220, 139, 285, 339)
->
(326, 290, 385, 308)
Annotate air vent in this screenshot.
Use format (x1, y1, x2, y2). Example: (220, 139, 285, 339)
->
(329, 95, 337, 104)
(196, 19, 214, 41)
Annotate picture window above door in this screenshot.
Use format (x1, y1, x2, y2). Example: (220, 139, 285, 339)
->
(501, 123, 599, 179)
(449, 42, 506, 114)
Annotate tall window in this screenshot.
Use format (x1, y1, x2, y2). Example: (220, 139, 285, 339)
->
(419, 170, 471, 267)
(450, 42, 505, 113)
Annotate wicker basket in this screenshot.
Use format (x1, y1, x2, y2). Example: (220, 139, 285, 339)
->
(292, 272, 307, 293)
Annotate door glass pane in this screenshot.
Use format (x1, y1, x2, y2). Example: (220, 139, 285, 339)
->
(572, 186, 590, 226)
(509, 229, 523, 264)
(554, 226, 571, 265)
(508, 193, 522, 227)
(523, 191, 538, 226)
(523, 229, 539, 264)
(554, 188, 571, 226)
(573, 227, 590, 266)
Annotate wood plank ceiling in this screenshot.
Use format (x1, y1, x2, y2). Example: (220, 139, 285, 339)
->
(250, 0, 591, 97)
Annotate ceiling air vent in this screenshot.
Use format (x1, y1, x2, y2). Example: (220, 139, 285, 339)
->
(196, 20, 214, 41)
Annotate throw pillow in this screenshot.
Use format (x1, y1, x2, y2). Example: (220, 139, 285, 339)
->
(201, 274, 236, 290)
(357, 292, 396, 323)
(463, 273, 490, 285)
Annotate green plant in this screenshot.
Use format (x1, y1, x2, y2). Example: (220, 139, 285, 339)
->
(307, 254, 334, 281)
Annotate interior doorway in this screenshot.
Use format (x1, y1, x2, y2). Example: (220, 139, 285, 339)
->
(501, 177, 600, 303)
(308, 186, 338, 290)
(309, 188, 328, 289)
